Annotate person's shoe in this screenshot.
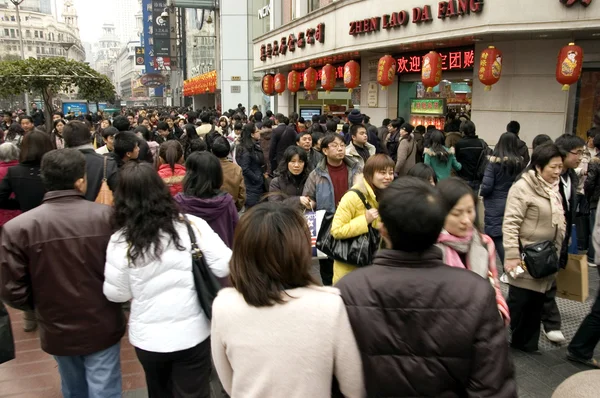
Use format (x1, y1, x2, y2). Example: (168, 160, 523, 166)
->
(543, 328, 566, 344)
(588, 260, 597, 267)
(500, 273, 509, 284)
(23, 318, 37, 332)
(567, 351, 600, 369)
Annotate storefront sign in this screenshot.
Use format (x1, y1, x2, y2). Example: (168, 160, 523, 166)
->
(258, 4, 270, 19)
(349, 0, 484, 35)
(396, 47, 474, 74)
(297, 63, 346, 82)
(560, 0, 592, 6)
(367, 82, 379, 107)
(410, 98, 446, 115)
(291, 51, 359, 70)
(260, 23, 325, 62)
(135, 47, 145, 66)
(152, 0, 171, 57)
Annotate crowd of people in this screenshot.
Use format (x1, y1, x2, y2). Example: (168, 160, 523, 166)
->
(0, 102, 598, 397)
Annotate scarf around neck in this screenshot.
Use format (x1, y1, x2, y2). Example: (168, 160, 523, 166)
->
(436, 229, 489, 279)
(534, 170, 563, 230)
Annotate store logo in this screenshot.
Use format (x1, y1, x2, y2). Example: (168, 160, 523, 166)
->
(560, 0, 592, 6)
(258, 4, 270, 19)
(259, 23, 325, 61)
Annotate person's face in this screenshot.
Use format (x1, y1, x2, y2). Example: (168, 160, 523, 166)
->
(101, 120, 109, 129)
(3, 114, 10, 123)
(53, 114, 61, 122)
(166, 119, 174, 128)
(353, 128, 368, 146)
(142, 119, 150, 128)
(159, 129, 169, 137)
(371, 167, 394, 190)
(220, 120, 227, 128)
(150, 115, 157, 123)
(588, 137, 595, 149)
(298, 134, 312, 151)
(537, 156, 564, 184)
(128, 143, 140, 160)
(322, 138, 346, 161)
(387, 124, 395, 132)
(287, 154, 305, 176)
(32, 104, 37, 110)
(56, 121, 64, 133)
(21, 119, 33, 132)
(444, 194, 476, 238)
(564, 146, 584, 169)
(127, 115, 134, 124)
(106, 135, 115, 150)
(251, 127, 261, 141)
(178, 120, 185, 128)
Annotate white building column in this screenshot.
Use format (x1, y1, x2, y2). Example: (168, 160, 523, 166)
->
(360, 56, 398, 124)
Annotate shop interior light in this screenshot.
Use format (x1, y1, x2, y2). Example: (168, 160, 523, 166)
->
(538, 34, 550, 38)
(592, 33, 600, 37)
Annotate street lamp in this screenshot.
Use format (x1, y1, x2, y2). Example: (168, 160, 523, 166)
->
(10, 0, 30, 115)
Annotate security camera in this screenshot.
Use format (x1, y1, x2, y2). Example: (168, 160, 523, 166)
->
(161, 8, 168, 21)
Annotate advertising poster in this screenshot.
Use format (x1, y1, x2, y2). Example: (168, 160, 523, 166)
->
(62, 101, 88, 116)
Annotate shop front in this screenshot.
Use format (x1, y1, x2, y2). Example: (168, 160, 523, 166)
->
(253, 0, 600, 144)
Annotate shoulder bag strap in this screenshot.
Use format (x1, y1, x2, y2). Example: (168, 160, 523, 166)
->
(349, 188, 371, 210)
(102, 155, 108, 181)
(181, 215, 202, 257)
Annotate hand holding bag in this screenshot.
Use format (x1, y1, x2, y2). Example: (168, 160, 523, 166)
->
(182, 216, 222, 320)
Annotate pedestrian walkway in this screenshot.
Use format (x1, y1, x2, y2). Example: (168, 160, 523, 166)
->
(1, 268, 598, 397)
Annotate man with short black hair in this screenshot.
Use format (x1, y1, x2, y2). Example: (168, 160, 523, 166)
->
(346, 124, 375, 169)
(454, 120, 489, 192)
(114, 116, 153, 163)
(113, 131, 140, 167)
(269, 113, 295, 173)
(336, 177, 516, 397)
(506, 120, 530, 165)
(96, 126, 118, 155)
(0, 148, 126, 397)
(325, 120, 337, 134)
(296, 130, 323, 171)
(378, 118, 391, 153)
(155, 121, 173, 144)
(196, 112, 215, 139)
(63, 121, 118, 201)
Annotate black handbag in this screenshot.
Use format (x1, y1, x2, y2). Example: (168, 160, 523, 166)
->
(0, 302, 15, 365)
(519, 228, 559, 279)
(316, 189, 381, 267)
(182, 216, 222, 320)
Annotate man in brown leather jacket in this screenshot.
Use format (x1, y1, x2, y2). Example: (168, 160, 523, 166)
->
(0, 149, 126, 397)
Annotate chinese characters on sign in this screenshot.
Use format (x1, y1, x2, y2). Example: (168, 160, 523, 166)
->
(396, 48, 474, 74)
(152, 0, 170, 58)
(294, 63, 346, 82)
(560, 0, 592, 6)
(260, 23, 325, 62)
(135, 47, 145, 66)
(410, 99, 446, 115)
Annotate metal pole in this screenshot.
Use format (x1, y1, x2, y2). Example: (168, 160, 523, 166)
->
(12, 0, 30, 115)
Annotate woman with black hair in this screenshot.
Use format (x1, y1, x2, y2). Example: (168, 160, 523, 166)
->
(236, 123, 265, 208)
(174, 152, 238, 248)
(50, 119, 66, 149)
(407, 163, 437, 185)
(480, 132, 526, 280)
(103, 162, 231, 397)
(4, 123, 24, 147)
(179, 123, 200, 159)
(269, 146, 312, 210)
(424, 130, 461, 181)
(157, 141, 186, 196)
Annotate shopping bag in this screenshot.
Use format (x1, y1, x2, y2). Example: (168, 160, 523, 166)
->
(556, 254, 589, 302)
(305, 210, 327, 259)
(0, 302, 15, 365)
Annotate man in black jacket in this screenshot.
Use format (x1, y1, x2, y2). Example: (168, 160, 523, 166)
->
(454, 120, 488, 192)
(63, 121, 118, 201)
(269, 114, 295, 173)
(336, 177, 516, 397)
(507, 120, 530, 165)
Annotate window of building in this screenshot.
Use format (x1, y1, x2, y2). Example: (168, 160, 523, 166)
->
(10, 15, 15, 21)
(26, 30, 31, 38)
(36, 46, 39, 54)
(28, 46, 32, 51)
(10, 29, 15, 38)
(34, 30, 38, 38)
(4, 29, 8, 37)
(308, 0, 320, 12)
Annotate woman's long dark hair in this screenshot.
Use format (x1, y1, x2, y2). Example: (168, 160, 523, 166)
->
(52, 119, 66, 136)
(276, 146, 309, 184)
(183, 151, 223, 199)
(113, 162, 184, 266)
(493, 132, 525, 176)
(5, 123, 24, 142)
(159, 140, 183, 173)
(429, 130, 449, 163)
(239, 123, 257, 151)
(184, 124, 199, 141)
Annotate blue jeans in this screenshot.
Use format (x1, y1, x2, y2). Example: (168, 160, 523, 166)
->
(54, 342, 122, 398)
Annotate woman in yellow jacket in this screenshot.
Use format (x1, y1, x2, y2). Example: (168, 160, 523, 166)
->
(331, 154, 395, 284)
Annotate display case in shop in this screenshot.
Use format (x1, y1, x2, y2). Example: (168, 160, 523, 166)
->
(410, 81, 472, 129)
(410, 98, 446, 130)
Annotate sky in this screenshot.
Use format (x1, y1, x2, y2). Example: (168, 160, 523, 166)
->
(56, 0, 116, 42)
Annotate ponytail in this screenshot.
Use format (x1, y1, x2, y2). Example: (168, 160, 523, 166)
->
(158, 140, 184, 173)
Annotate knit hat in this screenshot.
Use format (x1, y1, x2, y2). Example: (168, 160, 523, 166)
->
(401, 123, 414, 134)
(348, 109, 364, 125)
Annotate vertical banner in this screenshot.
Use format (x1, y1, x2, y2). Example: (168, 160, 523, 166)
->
(152, 0, 171, 58)
(142, 0, 163, 96)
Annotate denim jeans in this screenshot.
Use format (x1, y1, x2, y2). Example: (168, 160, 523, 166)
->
(54, 342, 122, 398)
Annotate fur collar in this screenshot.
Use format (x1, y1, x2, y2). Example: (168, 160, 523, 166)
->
(424, 146, 454, 157)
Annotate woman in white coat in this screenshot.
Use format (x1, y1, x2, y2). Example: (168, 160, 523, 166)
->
(103, 162, 231, 398)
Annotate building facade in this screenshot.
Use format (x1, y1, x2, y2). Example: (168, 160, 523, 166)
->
(94, 23, 121, 85)
(115, 0, 139, 44)
(253, 0, 600, 145)
(0, 0, 85, 62)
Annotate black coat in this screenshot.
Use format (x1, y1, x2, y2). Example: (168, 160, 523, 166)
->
(454, 135, 486, 182)
(79, 149, 118, 202)
(336, 248, 516, 398)
(269, 123, 288, 172)
(516, 136, 530, 166)
(268, 173, 306, 209)
(480, 158, 523, 237)
(559, 168, 578, 267)
(237, 143, 265, 208)
(0, 163, 46, 212)
(585, 155, 600, 209)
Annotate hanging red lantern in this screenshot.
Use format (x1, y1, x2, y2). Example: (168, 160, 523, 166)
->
(422, 51, 443, 92)
(343, 60, 360, 93)
(556, 42, 583, 91)
(274, 73, 286, 95)
(377, 55, 397, 90)
(303, 67, 318, 93)
(478, 46, 503, 91)
(287, 70, 300, 95)
(261, 74, 274, 96)
(321, 64, 336, 93)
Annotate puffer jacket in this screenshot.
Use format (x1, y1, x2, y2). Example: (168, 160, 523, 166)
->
(336, 247, 517, 397)
(236, 143, 265, 208)
(585, 155, 600, 209)
(424, 147, 462, 181)
(269, 172, 307, 210)
(0, 190, 126, 356)
(346, 141, 376, 170)
(480, 157, 524, 237)
(103, 214, 231, 353)
(303, 157, 362, 214)
(330, 178, 379, 284)
(454, 135, 486, 182)
(503, 170, 566, 293)
(157, 163, 186, 196)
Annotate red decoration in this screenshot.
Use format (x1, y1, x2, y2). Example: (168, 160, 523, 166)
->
(261, 74, 275, 96)
(343, 60, 360, 93)
(303, 67, 318, 93)
(274, 73, 286, 95)
(556, 42, 584, 91)
(377, 55, 397, 90)
(422, 51, 443, 92)
(321, 64, 336, 93)
(183, 70, 217, 96)
(478, 46, 503, 91)
(287, 71, 300, 95)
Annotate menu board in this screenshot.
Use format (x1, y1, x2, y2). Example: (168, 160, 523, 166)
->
(410, 98, 446, 115)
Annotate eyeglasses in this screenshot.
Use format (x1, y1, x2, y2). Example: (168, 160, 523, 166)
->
(569, 150, 584, 157)
(328, 143, 346, 149)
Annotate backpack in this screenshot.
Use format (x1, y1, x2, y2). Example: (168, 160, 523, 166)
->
(475, 140, 493, 181)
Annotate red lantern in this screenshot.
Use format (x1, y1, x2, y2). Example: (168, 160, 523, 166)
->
(274, 73, 286, 95)
(304, 67, 318, 93)
(261, 74, 274, 96)
(422, 51, 443, 92)
(556, 42, 583, 91)
(343, 60, 360, 93)
(287, 71, 300, 95)
(377, 55, 396, 90)
(478, 46, 503, 91)
(321, 64, 336, 93)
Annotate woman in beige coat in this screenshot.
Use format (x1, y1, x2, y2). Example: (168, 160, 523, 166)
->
(503, 143, 566, 353)
(394, 123, 417, 176)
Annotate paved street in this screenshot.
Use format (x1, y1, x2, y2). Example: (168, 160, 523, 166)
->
(1, 267, 598, 397)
